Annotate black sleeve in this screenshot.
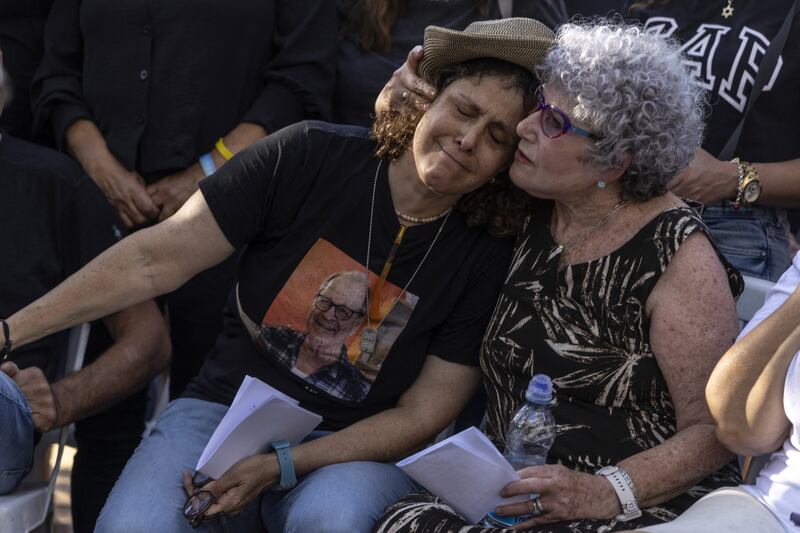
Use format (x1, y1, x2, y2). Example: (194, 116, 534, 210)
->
(241, 0, 337, 132)
(427, 237, 514, 366)
(62, 175, 127, 277)
(30, 0, 91, 148)
(199, 122, 320, 249)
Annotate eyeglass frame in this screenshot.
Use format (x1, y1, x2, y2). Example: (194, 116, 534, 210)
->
(313, 293, 366, 321)
(182, 472, 223, 528)
(527, 85, 602, 141)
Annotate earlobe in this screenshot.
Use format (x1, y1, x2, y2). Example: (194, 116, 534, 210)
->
(602, 153, 633, 185)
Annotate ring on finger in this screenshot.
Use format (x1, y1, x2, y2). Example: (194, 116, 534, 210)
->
(401, 90, 409, 103)
(528, 496, 544, 516)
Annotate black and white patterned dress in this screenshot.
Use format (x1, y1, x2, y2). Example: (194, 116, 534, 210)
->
(375, 205, 743, 533)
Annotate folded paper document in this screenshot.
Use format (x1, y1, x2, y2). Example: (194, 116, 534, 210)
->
(397, 426, 527, 523)
(196, 375, 322, 479)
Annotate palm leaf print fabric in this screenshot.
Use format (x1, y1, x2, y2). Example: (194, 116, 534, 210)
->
(375, 205, 743, 533)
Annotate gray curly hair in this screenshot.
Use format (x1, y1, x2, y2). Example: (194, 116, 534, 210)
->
(537, 20, 706, 201)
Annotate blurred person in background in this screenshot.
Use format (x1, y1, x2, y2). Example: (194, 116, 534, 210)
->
(626, 0, 800, 282)
(0, 62, 170, 533)
(31, 0, 337, 398)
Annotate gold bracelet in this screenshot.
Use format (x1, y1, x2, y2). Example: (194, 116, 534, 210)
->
(731, 157, 746, 210)
(215, 138, 234, 161)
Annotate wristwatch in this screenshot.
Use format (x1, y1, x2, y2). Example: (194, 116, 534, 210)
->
(596, 466, 642, 522)
(731, 158, 762, 209)
(270, 439, 297, 490)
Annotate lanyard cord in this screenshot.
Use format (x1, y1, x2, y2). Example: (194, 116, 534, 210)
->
(363, 160, 452, 330)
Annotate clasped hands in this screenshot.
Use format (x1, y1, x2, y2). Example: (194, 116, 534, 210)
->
(95, 160, 206, 229)
(492, 464, 619, 530)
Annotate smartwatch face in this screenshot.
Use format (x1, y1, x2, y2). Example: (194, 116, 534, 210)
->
(744, 180, 762, 204)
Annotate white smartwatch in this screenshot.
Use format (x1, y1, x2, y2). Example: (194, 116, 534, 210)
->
(596, 466, 642, 522)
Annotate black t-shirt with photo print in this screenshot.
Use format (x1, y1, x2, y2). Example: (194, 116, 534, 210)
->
(186, 121, 514, 430)
(626, 0, 800, 164)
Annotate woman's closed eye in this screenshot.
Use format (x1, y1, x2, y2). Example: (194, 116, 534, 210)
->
(454, 102, 473, 117)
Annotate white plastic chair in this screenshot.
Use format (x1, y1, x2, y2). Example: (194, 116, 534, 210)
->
(735, 275, 775, 484)
(143, 366, 170, 438)
(0, 323, 90, 533)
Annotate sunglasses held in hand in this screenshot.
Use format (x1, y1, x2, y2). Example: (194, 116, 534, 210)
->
(183, 471, 223, 528)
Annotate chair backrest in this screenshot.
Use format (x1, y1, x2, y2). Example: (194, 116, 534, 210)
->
(0, 323, 90, 533)
(736, 275, 774, 329)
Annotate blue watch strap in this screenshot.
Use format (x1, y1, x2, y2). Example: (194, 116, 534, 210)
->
(270, 439, 297, 490)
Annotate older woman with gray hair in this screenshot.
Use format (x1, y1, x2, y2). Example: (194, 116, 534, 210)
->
(374, 20, 744, 533)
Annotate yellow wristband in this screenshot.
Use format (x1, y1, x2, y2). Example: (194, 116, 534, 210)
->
(215, 138, 234, 161)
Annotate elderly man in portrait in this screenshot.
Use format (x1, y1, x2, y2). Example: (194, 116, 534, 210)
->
(256, 271, 370, 402)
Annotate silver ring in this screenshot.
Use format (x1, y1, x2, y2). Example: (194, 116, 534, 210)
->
(529, 495, 544, 516)
(401, 90, 409, 103)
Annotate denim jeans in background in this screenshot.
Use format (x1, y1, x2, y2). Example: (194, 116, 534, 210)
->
(0, 371, 34, 495)
(96, 398, 420, 533)
(703, 204, 791, 282)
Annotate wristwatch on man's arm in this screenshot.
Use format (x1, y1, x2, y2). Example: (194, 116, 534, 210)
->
(596, 465, 642, 522)
(731, 158, 762, 210)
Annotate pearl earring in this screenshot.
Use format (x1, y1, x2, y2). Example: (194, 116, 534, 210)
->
(597, 180, 606, 189)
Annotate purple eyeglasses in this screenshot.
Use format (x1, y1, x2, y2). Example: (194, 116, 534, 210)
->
(526, 86, 602, 141)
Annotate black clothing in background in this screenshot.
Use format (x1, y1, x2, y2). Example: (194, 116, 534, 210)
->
(32, 0, 337, 176)
(0, 133, 146, 533)
(334, 0, 500, 127)
(0, 0, 53, 141)
(30, 0, 336, 398)
(333, 0, 629, 129)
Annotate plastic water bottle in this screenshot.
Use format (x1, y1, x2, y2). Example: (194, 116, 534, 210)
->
(482, 374, 556, 528)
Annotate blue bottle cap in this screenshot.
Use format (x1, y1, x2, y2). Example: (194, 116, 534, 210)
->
(525, 374, 553, 405)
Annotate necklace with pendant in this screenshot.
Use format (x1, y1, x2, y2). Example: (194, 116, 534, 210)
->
(550, 199, 629, 257)
(359, 160, 452, 357)
(722, 0, 734, 18)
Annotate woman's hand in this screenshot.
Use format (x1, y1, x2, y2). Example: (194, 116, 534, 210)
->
(183, 454, 279, 517)
(374, 46, 437, 115)
(147, 164, 205, 221)
(89, 156, 160, 228)
(65, 119, 160, 228)
(494, 464, 619, 529)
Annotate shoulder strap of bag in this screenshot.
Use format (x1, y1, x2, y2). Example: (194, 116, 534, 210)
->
(718, 0, 798, 160)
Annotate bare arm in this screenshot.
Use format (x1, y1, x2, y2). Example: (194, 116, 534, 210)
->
(5, 191, 234, 351)
(197, 355, 481, 515)
(51, 300, 170, 426)
(1, 300, 171, 431)
(621, 232, 739, 507)
(706, 287, 798, 455)
(669, 148, 800, 208)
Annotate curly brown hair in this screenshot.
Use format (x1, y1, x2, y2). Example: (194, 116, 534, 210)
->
(371, 58, 536, 236)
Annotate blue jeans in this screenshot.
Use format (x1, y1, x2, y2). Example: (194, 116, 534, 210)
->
(703, 204, 791, 282)
(0, 371, 34, 495)
(95, 398, 419, 533)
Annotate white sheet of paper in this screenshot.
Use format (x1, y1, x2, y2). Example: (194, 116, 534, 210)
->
(196, 376, 321, 479)
(397, 427, 526, 524)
